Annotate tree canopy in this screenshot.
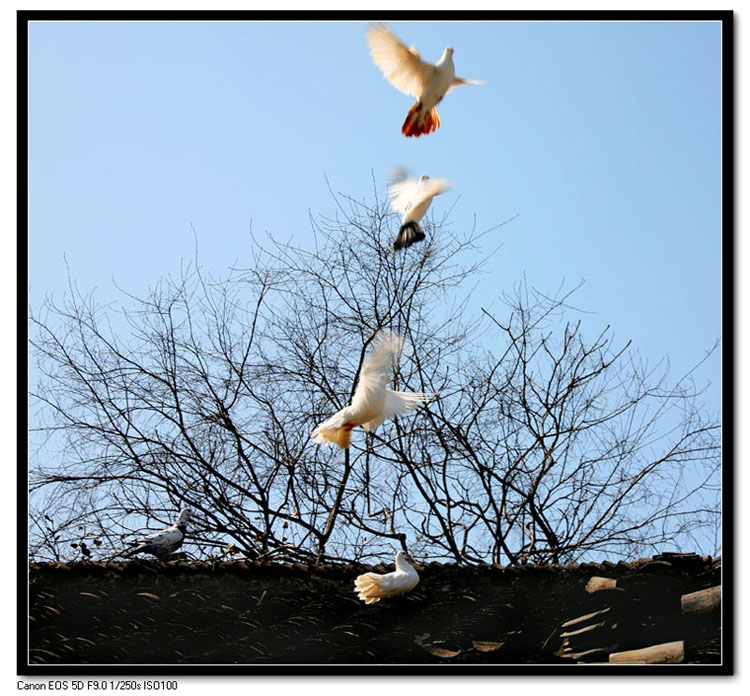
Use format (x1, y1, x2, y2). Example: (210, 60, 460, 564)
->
(28, 184, 720, 565)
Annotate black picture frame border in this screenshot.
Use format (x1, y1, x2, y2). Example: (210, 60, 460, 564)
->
(18, 8, 733, 678)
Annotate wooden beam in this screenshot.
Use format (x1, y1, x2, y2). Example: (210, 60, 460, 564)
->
(681, 586, 721, 615)
(559, 621, 606, 640)
(561, 606, 612, 629)
(609, 640, 684, 664)
(586, 576, 617, 592)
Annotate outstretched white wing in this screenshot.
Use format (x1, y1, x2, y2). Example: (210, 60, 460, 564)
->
(388, 165, 409, 185)
(446, 76, 484, 94)
(381, 388, 436, 421)
(388, 179, 420, 214)
(351, 332, 403, 417)
(311, 332, 434, 448)
(359, 332, 404, 378)
(418, 176, 452, 201)
(389, 177, 451, 215)
(367, 24, 435, 98)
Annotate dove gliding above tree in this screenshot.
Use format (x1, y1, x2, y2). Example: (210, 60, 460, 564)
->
(366, 24, 482, 137)
(311, 332, 437, 449)
(389, 171, 452, 250)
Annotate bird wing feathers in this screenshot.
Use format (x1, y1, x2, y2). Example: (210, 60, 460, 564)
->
(367, 24, 435, 98)
(389, 178, 451, 214)
(446, 75, 484, 95)
(382, 388, 436, 421)
(137, 527, 182, 548)
(388, 165, 409, 185)
(311, 333, 435, 447)
(350, 333, 402, 421)
(360, 332, 404, 378)
(124, 525, 184, 557)
(388, 179, 420, 214)
(312, 334, 402, 446)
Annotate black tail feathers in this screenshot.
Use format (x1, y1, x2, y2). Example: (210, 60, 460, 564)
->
(393, 221, 426, 251)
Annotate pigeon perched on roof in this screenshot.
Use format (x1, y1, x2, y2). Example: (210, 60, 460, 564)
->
(311, 332, 437, 449)
(389, 172, 452, 250)
(354, 550, 420, 604)
(366, 23, 482, 137)
(122, 508, 191, 558)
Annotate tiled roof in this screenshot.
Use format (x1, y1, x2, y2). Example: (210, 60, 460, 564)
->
(27, 552, 721, 666)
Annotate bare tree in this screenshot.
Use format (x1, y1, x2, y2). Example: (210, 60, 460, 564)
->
(28, 182, 720, 565)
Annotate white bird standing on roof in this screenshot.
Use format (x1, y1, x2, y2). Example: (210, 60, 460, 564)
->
(311, 332, 437, 449)
(389, 172, 452, 250)
(122, 508, 191, 558)
(366, 23, 482, 137)
(354, 550, 420, 604)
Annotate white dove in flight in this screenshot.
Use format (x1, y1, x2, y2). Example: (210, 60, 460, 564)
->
(366, 23, 482, 137)
(354, 550, 420, 604)
(122, 508, 191, 558)
(389, 172, 452, 250)
(311, 332, 437, 449)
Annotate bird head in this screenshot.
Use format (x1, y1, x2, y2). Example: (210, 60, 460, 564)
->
(396, 550, 422, 572)
(437, 46, 454, 67)
(418, 174, 430, 183)
(176, 508, 192, 525)
(395, 549, 412, 567)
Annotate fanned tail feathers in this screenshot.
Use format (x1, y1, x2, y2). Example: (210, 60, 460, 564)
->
(354, 573, 384, 604)
(311, 422, 353, 449)
(393, 221, 425, 250)
(402, 102, 441, 137)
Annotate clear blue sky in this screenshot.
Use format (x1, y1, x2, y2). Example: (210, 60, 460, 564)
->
(27, 19, 722, 416)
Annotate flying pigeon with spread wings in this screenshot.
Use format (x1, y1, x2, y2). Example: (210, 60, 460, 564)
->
(122, 508, 191, 558)
(354, 550, 420, 604)
(311, 332, 436, 449)
(366, 23, 482, 137)
(389, 171, 452, 250)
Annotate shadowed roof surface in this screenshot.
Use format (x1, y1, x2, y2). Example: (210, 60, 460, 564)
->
(27, 552, 721, 666)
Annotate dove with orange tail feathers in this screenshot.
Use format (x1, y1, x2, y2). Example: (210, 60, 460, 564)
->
(311, 332, 437, 449)
(354, 550, 420, 604)
(366, 24, 482, 137)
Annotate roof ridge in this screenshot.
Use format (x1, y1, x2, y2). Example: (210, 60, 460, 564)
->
(28, 552, 717, 574)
